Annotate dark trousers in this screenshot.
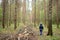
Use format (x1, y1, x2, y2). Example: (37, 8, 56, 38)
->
(40, 30, 42, 35)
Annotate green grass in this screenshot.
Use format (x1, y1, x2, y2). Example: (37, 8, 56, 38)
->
(37, 24, 60, 40)
(38, 35, 60, 40)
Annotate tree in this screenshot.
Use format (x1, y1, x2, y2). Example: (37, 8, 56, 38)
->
(56, 0, 59, 28)
(36, 0, 40, 25)
(17, 0, 21, 26)
(44, 0, 47, 27)
(58, 0, 60, 25)
(32, 0, 36, 27)
(6, 0, 9, 27)
(47, 0, 53, 36)
(9, 0, 12, 26)
(2, 0, 6, 28)
(14, 0, 18, 29)
(22, 0, 26, 25)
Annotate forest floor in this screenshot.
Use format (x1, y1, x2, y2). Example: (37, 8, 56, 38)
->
(38, 27, 60, 40)
(0, 25, 60, 40)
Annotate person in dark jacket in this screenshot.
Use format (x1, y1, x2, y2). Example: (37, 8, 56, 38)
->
(39, 24, 44, 35)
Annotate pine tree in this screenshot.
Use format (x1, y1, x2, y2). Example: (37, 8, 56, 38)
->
(14, 0, 18, 29)
(32, 0, 36, 27)
(22, 0, 26, 25)
(47, 0, 53, 36)
(2, 0, 6, 28)
(56, 0, 59, 28)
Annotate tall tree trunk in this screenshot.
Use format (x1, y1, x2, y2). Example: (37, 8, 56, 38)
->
(34, 0, 36, 27)
(44, 0, 47, 27)
(32, 0, 36, 27)
(14, 0, 18, 29)
(2, 0, 6, 28)
(47, 0, 53, 36)
(56, 0, 59, 28)
(58, 0, 60, 26)
(9, 0, 12, 26)
(6, 0, 9, 27)
(32, 0, 34, 24)
(22, 0, 26, 25)
(37, 0, 40, 25)
(17, 0, 21, 27)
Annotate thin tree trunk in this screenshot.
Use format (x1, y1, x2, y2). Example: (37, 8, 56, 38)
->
(9, 0, 12, 26)
(32, 0, 34, 24)
(6, 0, 9, 27)
(22, 0, 26, 25)
(47, 0, 53, 36)
(14, 0, 18, 29)
(17, 0, 21, 27)
(44, 0, 46, 27)
(34, 0, 36, 27)
(32, 0, 36, 27)
(37, 0, 40, 25)
(2, 0, 6, 28)
(56, 0, 59, 28)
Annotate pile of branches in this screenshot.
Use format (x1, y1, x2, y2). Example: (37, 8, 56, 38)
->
(17, 25, 38, 40)
(0, 25, 38, 40)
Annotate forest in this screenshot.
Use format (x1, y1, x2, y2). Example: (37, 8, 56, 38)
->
(0, 0, 60, 40)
